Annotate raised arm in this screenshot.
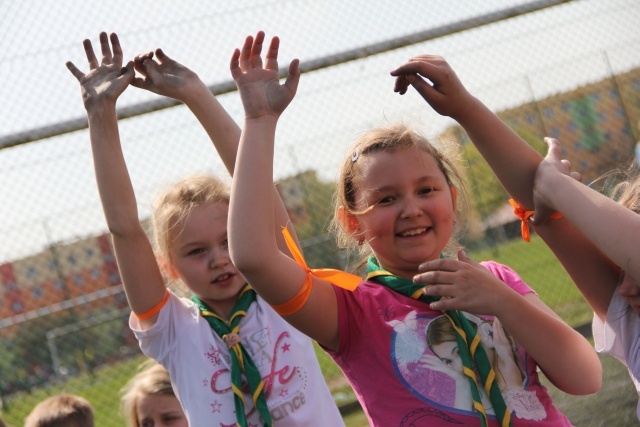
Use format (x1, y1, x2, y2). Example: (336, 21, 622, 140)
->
(391, 55, 619, 319)
(129, 43, 299, 253)
(228, 33, 340, 349)
(535, 139, 639, 291)
(66, 33, 166, 328)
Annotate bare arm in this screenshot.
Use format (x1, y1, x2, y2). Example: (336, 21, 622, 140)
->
(228, 33, 340, 349)
(391, 55, 619, 319)
(130, 45, 298, 254)
(66, 33, 166, 329)
(416, 252, 602, 395)
(534, 139, 640, 310)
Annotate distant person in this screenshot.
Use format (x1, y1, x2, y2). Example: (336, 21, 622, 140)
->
(228, 33, 601, 426)
(65, 32, 343, 426)
(24, 393, 94, 427)
(121, 360, 187, 427)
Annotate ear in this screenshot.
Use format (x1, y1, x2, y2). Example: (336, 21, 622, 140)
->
(158, 255, 179, 280)
(337, 206, 360, 234)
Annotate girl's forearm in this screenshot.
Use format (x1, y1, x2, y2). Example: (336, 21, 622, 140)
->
(455, 96, 542, 208)
(88, 106, 140, 235)
(495, 295, 601, 395)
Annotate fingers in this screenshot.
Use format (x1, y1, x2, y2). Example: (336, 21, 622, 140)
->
(83, 39, 99, 70)
(239, 35, 254, 71)
(99, 32, 113, 65)
(65, 61, 85, 81)
(133, 51, 154, 76)
(110, 33, 123, 65)
(251, 31, 265, 69)
(284, 58, 300, 95)
(230, 48, 242, 80)
(265, 35, 279, 71)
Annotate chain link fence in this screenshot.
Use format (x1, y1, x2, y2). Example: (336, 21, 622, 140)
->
(1, 0, 639, 424)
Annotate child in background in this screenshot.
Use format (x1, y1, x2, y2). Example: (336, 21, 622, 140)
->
(391, 54, 640, 419)
(66, 32, 343, 426)
(24, 394, 94, 427)
(120, 359, 187, 427)
(228, 33, 601, 426)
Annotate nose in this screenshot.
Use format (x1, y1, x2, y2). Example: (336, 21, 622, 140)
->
(400, 195, 423, 219)
(209, 248, 230, 269)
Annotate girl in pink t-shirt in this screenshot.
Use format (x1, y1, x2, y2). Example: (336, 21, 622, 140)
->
(228, 33, 601, 426)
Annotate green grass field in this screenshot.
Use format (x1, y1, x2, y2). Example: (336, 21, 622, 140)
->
(0, 235, 628, 426)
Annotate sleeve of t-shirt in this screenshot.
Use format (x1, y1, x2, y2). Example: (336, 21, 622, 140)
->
(480, 260, 536, 297)
(129, 292, 189, 363)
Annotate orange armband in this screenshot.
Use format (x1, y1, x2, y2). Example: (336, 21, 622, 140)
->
(272, 227, 362, 316)
(509, 199, 563, 242)
(134, 289, 170, 320)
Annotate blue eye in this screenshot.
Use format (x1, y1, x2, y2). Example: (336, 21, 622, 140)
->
(378, 196, 395, 204)
(188, 248, 205, 256)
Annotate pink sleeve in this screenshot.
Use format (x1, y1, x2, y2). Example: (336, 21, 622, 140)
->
(480, 260, 537, 296)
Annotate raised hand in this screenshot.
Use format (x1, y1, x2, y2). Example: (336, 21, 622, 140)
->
(131, 49, 203, 103)
(390, 55, 474, 119)
(66, 32, 134, 110)
(415, 251, 517, 315)
(230, 31, 300, 120)
(531, 137, 583, 225)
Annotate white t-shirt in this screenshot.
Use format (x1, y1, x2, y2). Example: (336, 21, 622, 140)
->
(592, 287, 640, 420)
(130, 292, 344, 426)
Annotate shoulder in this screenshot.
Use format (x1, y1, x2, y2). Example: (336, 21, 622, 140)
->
(480, 260, 535, 296)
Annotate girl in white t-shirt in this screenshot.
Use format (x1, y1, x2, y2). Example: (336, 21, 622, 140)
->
(66, 31, 343, 427)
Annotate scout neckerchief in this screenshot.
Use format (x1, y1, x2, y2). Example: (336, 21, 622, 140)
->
(191, 285, 272, 427)
(366, 256, 511, 427)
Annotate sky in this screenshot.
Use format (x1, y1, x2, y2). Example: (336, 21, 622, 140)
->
(0, 0, 639, 262)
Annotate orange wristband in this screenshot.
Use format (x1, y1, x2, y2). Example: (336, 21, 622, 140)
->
(508, 199, 563, 242)
(134, 289, 170, 320)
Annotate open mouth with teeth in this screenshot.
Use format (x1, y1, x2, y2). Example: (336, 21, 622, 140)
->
(212, 273, 233, 284)
(397, 227, 429, 237)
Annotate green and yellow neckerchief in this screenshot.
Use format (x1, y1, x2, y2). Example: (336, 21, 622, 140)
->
(366, 256, 511, 427)
(191, 285, 271, 427)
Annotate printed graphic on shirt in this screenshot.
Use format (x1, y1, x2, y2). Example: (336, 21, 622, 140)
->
(201, 327, 310, 425)
(388, 310, 546, 421)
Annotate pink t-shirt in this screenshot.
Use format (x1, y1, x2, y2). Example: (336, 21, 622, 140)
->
(326, 261, 573, 427)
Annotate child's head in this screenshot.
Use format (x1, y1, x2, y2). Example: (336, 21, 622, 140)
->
(120, 360, 187, 427)
(24, 393, 94, 427)
(152, 174, 245, 315)
(333, 125, 468, 276)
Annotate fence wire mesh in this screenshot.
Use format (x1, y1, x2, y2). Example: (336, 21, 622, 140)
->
(1, 0, 639, 425)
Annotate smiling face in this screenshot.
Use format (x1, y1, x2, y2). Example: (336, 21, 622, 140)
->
(168, 201, 245, 319)
(136, 394, 187, 427)
(351, 146, 455, 278)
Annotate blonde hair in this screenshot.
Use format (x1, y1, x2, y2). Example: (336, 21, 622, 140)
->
(331, 124, 469, 258)
(152, 174, 230, 265)
(24, 394, 94, 427)
(611, 172, 640, 214)
(120, 360, 177, 427)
